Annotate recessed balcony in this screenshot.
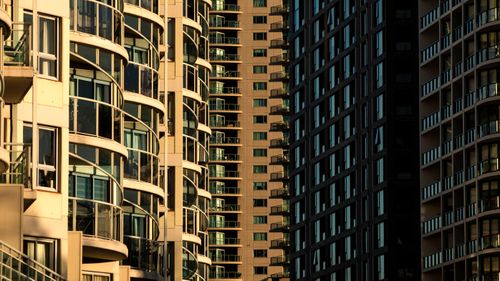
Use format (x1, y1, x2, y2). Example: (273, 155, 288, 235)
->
(209, 37, 241, 46)
(210, 87, 241, 96)
(209, 204, 241, 213)
(209, 170, 241, 180)
(210, 71, 242, 80)
(209, 237, 242, 247)
(3, 23, 34, 104)
(209, 186, 241, 196)
(270, 222, 289, 232)
(209, 54, 241, 63)
(209, 120, 242, 129)
(209, 271, 242, 280)
(210, 20, 241, 30)
(270, 121, 289, 132)
(209, 136, 241, 146)
(210, 254, 242, 264)
(209, 103, 242, 113)
(209, 153, 241, 163)
(270, 255, 290, 266)
(208, 220, 241, 230)
(270, 54, 289, 65)
(211, 4, 241, 13)
(270, 203, 289, 216)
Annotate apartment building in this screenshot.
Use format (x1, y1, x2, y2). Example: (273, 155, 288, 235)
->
(289, 0, 420, 280)
(419, 0, 500, 280)
(0, 0, 213, 280)
(207, 0, 289, 279)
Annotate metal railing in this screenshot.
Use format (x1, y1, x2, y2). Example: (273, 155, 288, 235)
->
(0, 144, 31, 188)
(0, 240, 65, 280)
(4, 23, 32, 67)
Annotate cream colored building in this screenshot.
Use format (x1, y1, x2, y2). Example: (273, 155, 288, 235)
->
(0, 0, 210, 280)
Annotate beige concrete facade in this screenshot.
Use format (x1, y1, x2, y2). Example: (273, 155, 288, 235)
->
(208, 0, 289, 280)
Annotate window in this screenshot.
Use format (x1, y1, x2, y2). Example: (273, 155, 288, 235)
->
(253, 216, 268, 224)
(375, 30, 383, 57)
(375, 62, 384, 88)
(253, 49, 267, 57)
(253, 65, 267, 73)
(254, 232, 268, 240)
(253, 165, 267, 173)
(253, 115, 267, 124)
(377, 255, 385, 280)
(376, 157, 385, 184)
(83, 273, 111, 281)
(253, 0, 267, 7)
(253, 99, 267, 107)
(253, 182, 267, 190)
(376, 190, 385, 215)
(253, 16, 267, 24)
(38, 15, 59, 78)
(253, 132, 267, 140)
(375, 0, 383, 25)
(24, 124, 58, 189)
(253, 32, 267, 40)
(253, 82, 267, 90)
(254, 249, 268, 257)
(254, 199, 268, 207)
(253, 148, 267, 157)
(375, 94, 384, 120)
(24, 237, 57, 271)
(374, 126, 384, 152)
(377, 222, 385, 248)
(254, 267, 268, 275)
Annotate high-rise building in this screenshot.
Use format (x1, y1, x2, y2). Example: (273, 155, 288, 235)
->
(0, 0, 212, 280)
(165, 0, 212, 280)
(207, 0, 289, 280)
(289, 0, 420, 280)
(419, 0, 500, 280)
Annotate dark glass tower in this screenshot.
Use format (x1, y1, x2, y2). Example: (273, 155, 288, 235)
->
(289, 0, 420, 280)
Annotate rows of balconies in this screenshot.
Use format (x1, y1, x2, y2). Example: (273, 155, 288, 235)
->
(423, 240, 477, 270)
(210, 136, 240, 145)
(210, 86, 241, 96)
(209, 186, 240, 195)
(421, 129, 475, 166)
(421, 165, 477, 201)
(209, 36, 241, 45)
(420, 0, 463, 30)
(211, 4, 241, 12)
(422, 203, 476, 235)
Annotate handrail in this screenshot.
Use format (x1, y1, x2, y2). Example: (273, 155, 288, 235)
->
(0, 143, 31, 189)
(4, 23, 32, 67)
(0, 240, 65, 280)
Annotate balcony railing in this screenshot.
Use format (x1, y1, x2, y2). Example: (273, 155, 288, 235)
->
(270, 137, 289, 148)
(0, 240, 65, 281)
(123, 236, 163, 275)
(270, 122, 289, 131)
(270, 239, 290, 248)
(270, 5, 289, 15)
(209, 237, 241, 245)
(270, 188, 289, 198)
(270, 255, 290, 265)
(211, 4, 240, 11)
(209, 120, 241, 128)
(210, 87, 240, 95)
(0, 144, 31, 188)
(209, 186, 240, 195)
(210, 20, 240, 28)
(209, 136, 240, 144)
(270, 71, 289, 80)
(208, 220, 241, 228)
(209, 170, 240, 178)
(4, 23, 32, 67)
(209, 271, 242, 279)
(209, 37, 240, 44)
(211, 71, 241, 78)
(209, 204, 241, 212)
(270, 88, 289, 98)
(270, 39, 288, 48)
(210, 254, 241, 262)
(68, 197, 123, 242)
(209, 154, 240, 161)
(209, 104, 240, 111)
(209, 54, 241, 61)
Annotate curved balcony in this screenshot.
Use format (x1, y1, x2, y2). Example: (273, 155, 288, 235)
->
(270, 255, 290, 266)
(210, 86, 241, 96)
(270, 71, 289, 81)
(270, 39, 289, 49)
(270, 137, 289, 148)
(123, 236, 163, 279)
(270, 154, 289, 165)
(477, 7, 500, 29)
(270, 188, 289, 199)
(478, 120, 500, 139)
(209, 54, 241, 63)
(479, 233, 500, 253)
(208, 220, 241, 229)
(124, 0, 160, 15)
(270, 54, 289, 65)
(270, 238, 290, 249)
(270, 104, 290, 115)
(270, 5, 289, 15)
(479, 158, 500, 176)
(478, 196, 500, 215)
(183, 247, 198, 280)
(270, 121, 289, 132)
(477, 83, 500, 107)
(209, 120, 242, 129)
(270, 171, 288, 182)
(124, 62, 160, 100)
(68, 197, 127, 261)
(70, 0, 124, 46)
(270, 88, 289, 99)
(211, 4, 241, 13)
(69, 96, 123, 144)
(270, 22, 289, 32)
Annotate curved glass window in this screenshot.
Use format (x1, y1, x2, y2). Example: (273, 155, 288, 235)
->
(71, 0, 123, 44)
